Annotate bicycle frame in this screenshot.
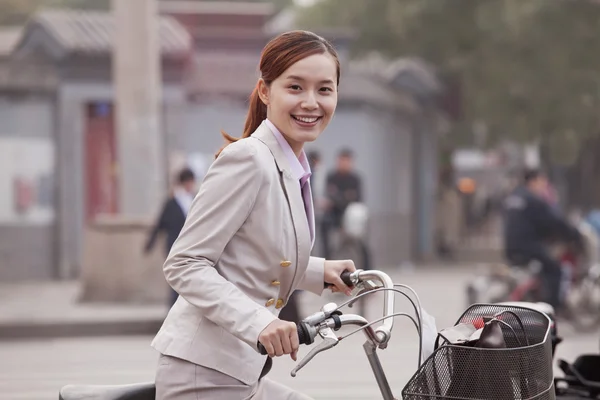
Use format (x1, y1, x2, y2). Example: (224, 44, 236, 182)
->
(329, 270, 404, 400)
(328, 312, 396, 399)
(364, 340, 395, 400)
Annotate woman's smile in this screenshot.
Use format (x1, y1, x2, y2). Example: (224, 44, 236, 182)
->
(291, 114, 322, 127)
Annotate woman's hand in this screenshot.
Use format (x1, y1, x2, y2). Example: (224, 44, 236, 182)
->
(258, 319, 299, 360)
(324, 259, 356, 295)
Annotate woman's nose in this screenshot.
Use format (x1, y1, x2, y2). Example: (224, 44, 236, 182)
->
(301, 92, 318, 110)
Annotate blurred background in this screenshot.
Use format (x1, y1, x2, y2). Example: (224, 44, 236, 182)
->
(0, 0, 599, 399)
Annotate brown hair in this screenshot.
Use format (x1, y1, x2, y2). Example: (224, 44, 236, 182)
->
(215, 30, 340, 158)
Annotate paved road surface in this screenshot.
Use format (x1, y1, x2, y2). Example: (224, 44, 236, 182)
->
(1, 267, 597, 399)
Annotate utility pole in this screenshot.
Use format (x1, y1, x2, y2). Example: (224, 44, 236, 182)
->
(111, 0, 164, 217)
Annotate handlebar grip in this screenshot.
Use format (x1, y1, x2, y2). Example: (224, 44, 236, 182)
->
(324, 270, 355, 289)
(258, 322, 310, 355)
(340, 270, 354, 287)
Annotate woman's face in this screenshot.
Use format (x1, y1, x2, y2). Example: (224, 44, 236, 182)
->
(259, 53, 338, 155)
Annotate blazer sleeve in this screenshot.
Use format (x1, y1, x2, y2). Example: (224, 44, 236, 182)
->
(297, 256, 325, 295)
(163, 141, 276, 351)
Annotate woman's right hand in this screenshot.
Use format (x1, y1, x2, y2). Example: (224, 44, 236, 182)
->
(258, 319, 299, 360)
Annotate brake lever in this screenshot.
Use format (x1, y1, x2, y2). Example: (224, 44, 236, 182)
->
(303, 302, 339, 326)
(291, 327, 339, 377)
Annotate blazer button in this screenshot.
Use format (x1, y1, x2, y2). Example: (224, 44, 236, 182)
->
(265, 298, 275, 307)
(275, 299, 285, 309)
(270, 280, 281, 286)
(280, 260, 292, 267)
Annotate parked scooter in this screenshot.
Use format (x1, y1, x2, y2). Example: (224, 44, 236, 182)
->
(508, 297, 600, 399)
(556, 353, 600, 399)
(553, 323, 600, 399)
(500, 301, 600, 399)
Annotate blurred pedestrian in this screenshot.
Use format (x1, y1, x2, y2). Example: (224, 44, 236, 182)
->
(144, 167, 197, 307)
(323, 149, 367, 264)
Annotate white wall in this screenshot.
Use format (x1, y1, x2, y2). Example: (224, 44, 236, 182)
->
(0, 137, 55, 224)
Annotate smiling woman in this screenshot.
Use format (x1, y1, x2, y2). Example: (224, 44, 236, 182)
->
(153, 30, 355, 400)
(217, 30, 340, 157)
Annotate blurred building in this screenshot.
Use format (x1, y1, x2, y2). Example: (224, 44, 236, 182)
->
(0, 8, 190, 281)
(0, 1, 447, 282)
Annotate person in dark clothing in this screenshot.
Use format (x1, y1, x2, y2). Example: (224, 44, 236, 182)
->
(325, 149, 362, 229)
(322, 149, 371, 270)
(145, 168, 197, 307)
(503, 169, 581, 310)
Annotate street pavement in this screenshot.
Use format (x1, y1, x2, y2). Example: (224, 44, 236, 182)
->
(0, 281, 165, 339)
(1, 266, 597, 400)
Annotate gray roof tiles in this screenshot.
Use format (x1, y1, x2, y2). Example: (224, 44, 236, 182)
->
(27, 8, 191, 58)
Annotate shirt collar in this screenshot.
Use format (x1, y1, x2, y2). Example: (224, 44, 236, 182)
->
(173, 187, 194, 215)
(265, 119, 311, 184)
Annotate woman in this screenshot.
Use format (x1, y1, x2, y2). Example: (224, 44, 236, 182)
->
(152, 30, 356, 399)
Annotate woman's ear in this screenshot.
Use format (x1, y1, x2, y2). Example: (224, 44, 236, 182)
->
(257, 79, 270, 106)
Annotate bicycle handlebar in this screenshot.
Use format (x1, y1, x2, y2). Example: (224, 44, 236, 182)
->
(340, 270, 354, 287)
(345, 269, 395, 346)
(323, 270, 354, 290)
(258, 270, 354, 355)
(258, 322, 313, 355)
(258, 269, 395, 355)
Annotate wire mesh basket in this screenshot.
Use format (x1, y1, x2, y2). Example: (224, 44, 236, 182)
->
(402, 304, 555, 400)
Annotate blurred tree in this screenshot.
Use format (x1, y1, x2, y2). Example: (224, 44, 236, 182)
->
(298, 0, 600, 207)
(298, 0, 600, 148)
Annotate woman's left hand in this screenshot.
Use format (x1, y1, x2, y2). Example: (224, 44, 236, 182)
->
(324, 259, 356, 296)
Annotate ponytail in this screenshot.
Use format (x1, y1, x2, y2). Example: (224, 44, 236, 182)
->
(215, 84, 268, 158)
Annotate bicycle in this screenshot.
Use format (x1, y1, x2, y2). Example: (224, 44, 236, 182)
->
(59, 269, 555, 400)
(59, 269, 399, 400)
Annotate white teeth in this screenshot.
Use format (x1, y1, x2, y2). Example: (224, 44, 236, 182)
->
(294, 116, 319, 123)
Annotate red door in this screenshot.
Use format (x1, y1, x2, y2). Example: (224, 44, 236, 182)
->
(84, 102, 119, 222)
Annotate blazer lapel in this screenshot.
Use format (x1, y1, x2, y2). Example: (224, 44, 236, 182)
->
(251, 122, 311, 298)
(305, 181, 316, 248)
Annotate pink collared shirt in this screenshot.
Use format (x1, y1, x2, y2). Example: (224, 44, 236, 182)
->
(265, 119, 315, 245)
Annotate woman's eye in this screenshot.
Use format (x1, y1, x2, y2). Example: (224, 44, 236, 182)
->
(289, 85, 302, 90)
(320, 87, 333, 92)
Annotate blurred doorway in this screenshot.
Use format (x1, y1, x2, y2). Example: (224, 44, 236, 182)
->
(84, 102, 119, 222)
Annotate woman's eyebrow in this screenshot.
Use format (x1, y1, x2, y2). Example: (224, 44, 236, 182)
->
(285, 75, 335, 85)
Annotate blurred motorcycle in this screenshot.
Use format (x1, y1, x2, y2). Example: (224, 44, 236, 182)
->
(466, 219, 600, 331)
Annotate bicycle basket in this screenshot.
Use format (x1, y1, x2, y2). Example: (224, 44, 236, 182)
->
(402, 304, 555, 400)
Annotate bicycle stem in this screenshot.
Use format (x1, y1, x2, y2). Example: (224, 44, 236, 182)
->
(349, 270, 395, 348)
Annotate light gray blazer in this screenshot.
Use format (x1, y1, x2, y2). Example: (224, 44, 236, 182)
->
(151, 121, 325, 385)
